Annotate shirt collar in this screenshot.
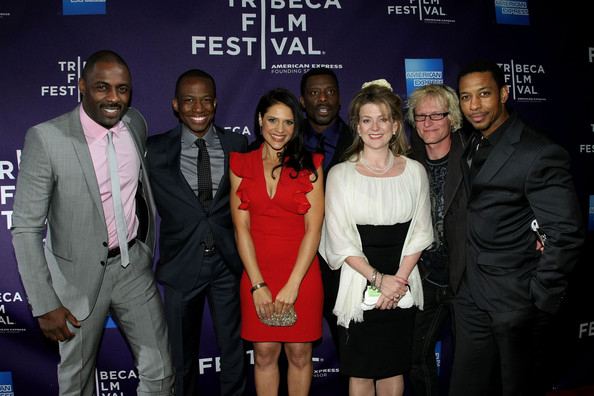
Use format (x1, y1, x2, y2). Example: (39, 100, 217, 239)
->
(478, 109, 516, 148)
(304, 118, 342, 146)
(79, 104, 125, 141)
(181, 123, 216, 149)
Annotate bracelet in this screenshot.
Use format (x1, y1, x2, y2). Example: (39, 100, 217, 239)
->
(378, 273, 385, 292)
(371, 268, 378, 290)
(250, 282, 268, 294)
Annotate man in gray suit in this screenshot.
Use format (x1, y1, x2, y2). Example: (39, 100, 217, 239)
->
(11, 50, 174, 396)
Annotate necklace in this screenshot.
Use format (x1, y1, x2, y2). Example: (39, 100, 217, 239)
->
(360, 154, 394, 175)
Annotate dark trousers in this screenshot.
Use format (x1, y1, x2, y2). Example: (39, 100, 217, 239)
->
(163, 252, 247, 396)
(320, 253, 341, 351)
(449, 276, 552, 396)
(319, 253, 348, 395)
(410, 280, 455, 396)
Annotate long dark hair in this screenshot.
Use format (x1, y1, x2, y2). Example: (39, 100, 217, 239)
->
(253, 88, 318, 181)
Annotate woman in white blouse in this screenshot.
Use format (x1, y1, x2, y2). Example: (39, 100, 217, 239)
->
(319, 79, 433, 396)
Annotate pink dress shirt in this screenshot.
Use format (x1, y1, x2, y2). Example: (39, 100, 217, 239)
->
(80, 105, 139, 248)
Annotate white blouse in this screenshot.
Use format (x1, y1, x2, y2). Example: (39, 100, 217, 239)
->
(319, 156, 434, 327)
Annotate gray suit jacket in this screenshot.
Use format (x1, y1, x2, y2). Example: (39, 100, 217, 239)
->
(12, 106, 156, 320)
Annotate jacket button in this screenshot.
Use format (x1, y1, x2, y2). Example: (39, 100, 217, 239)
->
(100, 261, 106, 266)
(103, 241, 108, 247)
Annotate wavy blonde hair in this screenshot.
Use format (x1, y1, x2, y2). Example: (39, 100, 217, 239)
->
(405, 84, 462, 132)
(344, 81, 408, 161)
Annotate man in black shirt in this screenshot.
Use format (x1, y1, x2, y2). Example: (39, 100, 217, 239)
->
(406, 83, 467, 396)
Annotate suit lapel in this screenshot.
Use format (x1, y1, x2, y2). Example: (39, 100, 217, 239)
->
(122, 110, 150, 192)
(330, 119, 351, 168)
(68, 107, 105, 222)
(443, 131, 466, 213)
(121, 109, 155, 248)
(470, 118, 522, 198)
(461, 134, 475, 199)
(213, 126, 230, 205)
(122, 112, 145, 168)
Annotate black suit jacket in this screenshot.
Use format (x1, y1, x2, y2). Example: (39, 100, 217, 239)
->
(409, 129, 468, 292)
(147, 124, 247, 291)
(325, 117, 353, 171)
(462, 112, 584, 314)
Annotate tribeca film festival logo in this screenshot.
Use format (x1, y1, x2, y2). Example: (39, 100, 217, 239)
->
(94, 352, 339, 396)
(387, 0, 456, 25)
(191, 0, 343, 71)
(0, 291, 26, 334)
(497, 59, 546, 103)
(62, 0, 106, 16)
(41, 56, 85, 98)
(96, 369, 138, 396)
(494, 0, 529, 26)
(404, 59, 443, 97)
(573, 46, 593, 156)
(579, 314, 594, 338)
(0, 150, 19, 232)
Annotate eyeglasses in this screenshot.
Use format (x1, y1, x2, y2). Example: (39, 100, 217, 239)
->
(414, 112, 449, 122)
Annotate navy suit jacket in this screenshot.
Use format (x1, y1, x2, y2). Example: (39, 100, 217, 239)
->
(147, 124, 247, 291)
(325, 117, 353, 171)
(462, 112, 584, 314)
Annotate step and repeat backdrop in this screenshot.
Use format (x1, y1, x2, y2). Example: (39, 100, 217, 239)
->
(0, 1, 593, 395)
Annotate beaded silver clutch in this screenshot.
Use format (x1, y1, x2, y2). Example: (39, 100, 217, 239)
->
(259, 306, 297, 327)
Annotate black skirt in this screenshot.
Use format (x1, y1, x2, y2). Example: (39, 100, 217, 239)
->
(338, 222, 416, 379)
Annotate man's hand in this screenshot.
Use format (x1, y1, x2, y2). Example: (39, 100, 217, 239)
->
(38, 306, 80, 342)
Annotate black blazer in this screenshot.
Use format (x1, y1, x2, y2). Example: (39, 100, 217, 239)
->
(409, 129, 468, 292)
(462, 112, 584, 314)
(147, 124, 248, 291)
(325, 117, 353, 171)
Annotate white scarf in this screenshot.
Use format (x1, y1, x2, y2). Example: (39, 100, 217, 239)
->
(319, 158, 431, 328)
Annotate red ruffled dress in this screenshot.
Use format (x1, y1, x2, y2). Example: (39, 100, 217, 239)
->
(230, 147, 324, 342)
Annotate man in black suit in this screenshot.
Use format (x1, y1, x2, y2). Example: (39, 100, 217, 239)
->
(300, 67, 354, 360)
(147, 69, 247, 396)
(449, 59, 584, 395)
(300, 68, 353, 171)
(406, 84, 467, 396)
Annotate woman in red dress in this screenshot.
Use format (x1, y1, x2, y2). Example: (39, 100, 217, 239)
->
(230, 88, 324, 396)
